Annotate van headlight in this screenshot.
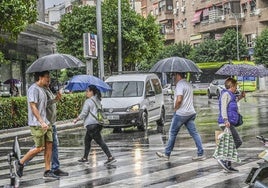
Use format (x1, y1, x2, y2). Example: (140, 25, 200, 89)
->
(126, 104, 140, 112)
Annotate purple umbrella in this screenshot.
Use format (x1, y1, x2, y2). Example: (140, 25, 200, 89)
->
(215, 64, 267, 77)
(216, 64, 268, 94)
(4, 78, 21, 84)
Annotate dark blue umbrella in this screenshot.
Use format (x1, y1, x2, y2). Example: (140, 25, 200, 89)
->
(65, 74, 111, 92)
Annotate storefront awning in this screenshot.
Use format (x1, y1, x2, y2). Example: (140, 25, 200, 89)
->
(192, 10, 203, 24)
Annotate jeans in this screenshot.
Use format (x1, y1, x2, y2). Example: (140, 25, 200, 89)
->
(83, 124, 112, 159)
(51, 125, 60, 171)
(165, 113, 204, 156)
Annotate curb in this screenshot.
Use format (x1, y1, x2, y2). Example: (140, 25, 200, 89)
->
(0, 120, 83, 143)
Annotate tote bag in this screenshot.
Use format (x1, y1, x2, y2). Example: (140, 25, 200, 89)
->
(213, 128, 241, 163)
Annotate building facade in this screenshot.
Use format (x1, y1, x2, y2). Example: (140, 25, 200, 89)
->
(142, 0, 268, 54)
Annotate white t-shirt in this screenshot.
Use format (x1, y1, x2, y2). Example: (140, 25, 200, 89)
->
(27, 83, 50, 126)
(174, 79, 196, 116)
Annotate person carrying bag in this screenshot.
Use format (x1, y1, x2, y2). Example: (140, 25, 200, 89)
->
(73, 85, 116, 165)
(215, 77, 245, 173)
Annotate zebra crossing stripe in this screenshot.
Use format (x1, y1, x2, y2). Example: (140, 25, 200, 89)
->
(166, 160, 261, 188)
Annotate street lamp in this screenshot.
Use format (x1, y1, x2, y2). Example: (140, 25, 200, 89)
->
(229, 10, 240, 61)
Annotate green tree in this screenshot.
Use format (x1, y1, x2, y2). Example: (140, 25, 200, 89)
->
(217, 29, 247, 61)
(57, 0, 163, 75)
(254, 28, 268, 66)
(189, 39, 222, 63)
(140, 41, 192, 70)
(0, 0, 37, 40)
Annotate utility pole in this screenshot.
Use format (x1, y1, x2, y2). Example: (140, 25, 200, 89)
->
(96, 0, 105, 79)
(118, 0, 122, 73)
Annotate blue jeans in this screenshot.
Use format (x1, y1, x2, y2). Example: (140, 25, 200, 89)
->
(51, 125, 60, 171)
(165, 113, 204, 156)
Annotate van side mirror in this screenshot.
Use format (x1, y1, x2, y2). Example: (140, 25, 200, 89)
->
(146, 90, 155, 97)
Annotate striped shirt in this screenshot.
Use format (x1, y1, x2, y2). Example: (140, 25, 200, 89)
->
(174, 79, 196, 116)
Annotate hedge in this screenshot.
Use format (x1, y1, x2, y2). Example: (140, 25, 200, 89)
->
(0, 93, 86, 130)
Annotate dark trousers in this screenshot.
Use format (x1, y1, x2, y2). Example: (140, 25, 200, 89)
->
(83, 124, 112, 159)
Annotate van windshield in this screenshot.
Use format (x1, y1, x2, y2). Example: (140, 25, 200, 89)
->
(103, 81, 144, 98)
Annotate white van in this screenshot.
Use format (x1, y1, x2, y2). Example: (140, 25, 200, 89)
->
(102, 73, 165, 132)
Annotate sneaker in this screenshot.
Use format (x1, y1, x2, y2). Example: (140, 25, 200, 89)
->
(43, 170, 60, 180)
(13, 160, 24, 178)
(192, 155, 206, 161)
(217, 159, 230, 172)
(53, 169, 69, 176)
(228, 166, 239, 172)
(156, 152, 170, 161)
(104, 157, 116, 165)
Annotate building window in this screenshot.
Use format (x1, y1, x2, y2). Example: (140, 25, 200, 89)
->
(245, 34, 256, 48)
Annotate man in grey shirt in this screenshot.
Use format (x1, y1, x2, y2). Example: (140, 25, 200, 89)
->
(156, 72, 206, 161)
(13, 71, 59, 180)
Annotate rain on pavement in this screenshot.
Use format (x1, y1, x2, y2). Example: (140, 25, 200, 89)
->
(0, 94, 268, 188)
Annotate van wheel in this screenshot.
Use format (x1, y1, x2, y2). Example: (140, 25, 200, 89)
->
(157, 108, 165, 133)
(138, 112, 148, 131)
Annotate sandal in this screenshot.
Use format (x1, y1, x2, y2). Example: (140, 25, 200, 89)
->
(78, 158, 88, 162)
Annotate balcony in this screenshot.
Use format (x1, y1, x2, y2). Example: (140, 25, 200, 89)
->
(164, 32, 175, 40)
(157, 10, 174, 22)
(259, 8, 268, 22)
(198, 15, 242, 33)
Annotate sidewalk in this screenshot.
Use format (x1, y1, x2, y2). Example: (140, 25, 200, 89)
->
(0, 120, 83, 143)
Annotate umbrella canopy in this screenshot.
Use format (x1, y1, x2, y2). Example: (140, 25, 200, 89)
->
(26, 53, 85, 73)
(149, 56, 202, 73)
(4, 78, 20, 84)
(65, 74, 112, 92)
(215, 64, 268, 77)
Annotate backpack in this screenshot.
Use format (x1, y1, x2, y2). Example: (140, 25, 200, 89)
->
(90, 99, 110, 126)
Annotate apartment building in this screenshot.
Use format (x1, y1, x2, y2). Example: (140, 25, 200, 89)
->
(142, 0, 268, 54)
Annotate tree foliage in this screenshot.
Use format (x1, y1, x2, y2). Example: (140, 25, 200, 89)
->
(217, 29, 247, 61)
(139, 41, 192, 70)
(0, 0, 37, 40)
(189, 39, 222, 63)
(57, 0, 163, 75)
(254, 28, 268, 66)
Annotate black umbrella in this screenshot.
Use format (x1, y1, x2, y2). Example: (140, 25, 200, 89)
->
(149, 56, 202, 73)
(26, 53, 85, 73)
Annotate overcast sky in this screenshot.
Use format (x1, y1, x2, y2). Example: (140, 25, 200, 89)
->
(45, 0, 65, 8)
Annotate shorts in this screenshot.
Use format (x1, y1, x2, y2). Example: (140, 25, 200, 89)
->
(30, 125, 53, 147)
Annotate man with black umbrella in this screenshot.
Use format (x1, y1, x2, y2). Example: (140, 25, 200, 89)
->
(156, 72, 206, 161)
(13, 71, 59, 180)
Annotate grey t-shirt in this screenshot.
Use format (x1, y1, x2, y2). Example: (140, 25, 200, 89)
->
(27, 83, 49, 126)
(78, 95, 100, 127)
(174, 79, 196, 116)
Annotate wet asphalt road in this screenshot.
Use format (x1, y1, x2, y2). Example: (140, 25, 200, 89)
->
(0, 94, 268, 187)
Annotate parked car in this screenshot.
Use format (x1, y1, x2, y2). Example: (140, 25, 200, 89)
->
(102, 73, 165, 132)
(207, 79, 240, 99)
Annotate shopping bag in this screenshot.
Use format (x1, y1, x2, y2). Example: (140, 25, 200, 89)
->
(215, 130, 224, 145)
(213, 128, 241, 163)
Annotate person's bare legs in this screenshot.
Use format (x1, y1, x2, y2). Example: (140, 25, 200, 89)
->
(20, 147, 44, 164)
(44, 141, 53, 171)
